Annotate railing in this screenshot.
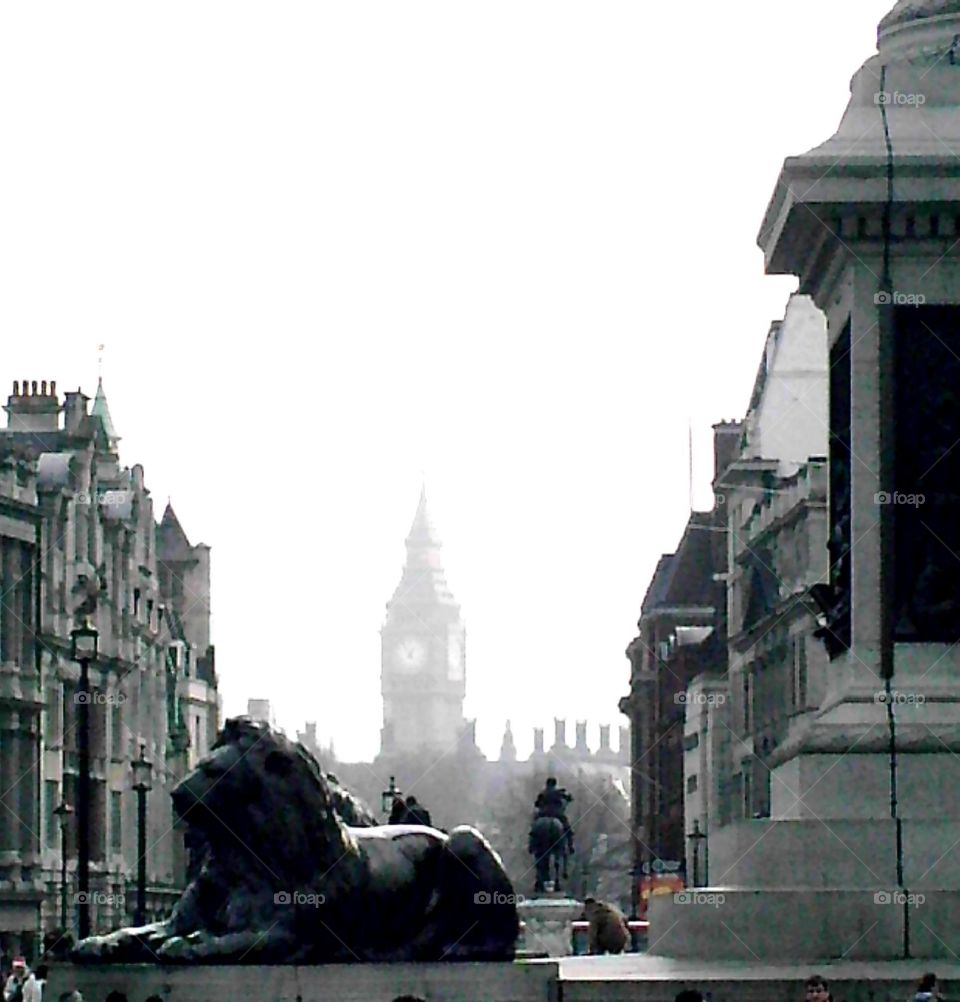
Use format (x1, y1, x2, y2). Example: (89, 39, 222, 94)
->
(517, 919, 649, 955)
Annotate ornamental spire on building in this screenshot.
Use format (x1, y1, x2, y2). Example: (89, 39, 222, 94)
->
(385, 486, 458, 618)
(90, 377, 120, 450)
(499, 720, 517, 762)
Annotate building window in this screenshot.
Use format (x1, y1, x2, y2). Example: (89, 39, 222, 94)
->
(683, 732, 700, 752)
(133, 588, 141, 618)
(794, 638, 808, 710)
(687, 774, 698, 794)
(742, 673, 752, 735)
(111, 701, 124, 760)
(111, 791, 123, 854)
(44, 781, 59, 849)
(44, 683, 62, 746)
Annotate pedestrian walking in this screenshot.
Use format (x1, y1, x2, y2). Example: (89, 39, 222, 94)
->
(403, 796, 432, 827)
(3, 957, 28, 1002)
(915, 973, 942, 1002)
(806, 974, 832, 1002)
(19, 966, 41, 1002)
(388, 795, 408, 824)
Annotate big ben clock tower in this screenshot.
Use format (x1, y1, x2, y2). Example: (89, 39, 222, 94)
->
(380, 488, 467, 755)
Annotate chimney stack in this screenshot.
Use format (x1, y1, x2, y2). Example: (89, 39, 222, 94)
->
(599, 724, 611, 753)
(575, 721, 589, 754)
(63, 388, 90, 436)
(533, 728, 544, 755)
(712, 420, 743, 487)
(4, 378, 61, 433)
(553, 718, 567, 750)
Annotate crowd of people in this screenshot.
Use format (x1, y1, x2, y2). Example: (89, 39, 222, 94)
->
(387, 793, 433, 827)
(670, 973, 945, 1002)
(0, 965, 947, 1000)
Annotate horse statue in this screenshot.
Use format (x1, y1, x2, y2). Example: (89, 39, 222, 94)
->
(73, 718, 518, 963)
(528, 814, 571, 894)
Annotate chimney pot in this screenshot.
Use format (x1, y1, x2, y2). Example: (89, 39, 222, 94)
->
(41, 380, 47, 395)
(50, 380, 56, 396)
(22, 380, 29, 396)
(12, 381, 18, 395)
(30, 381, 37, 395)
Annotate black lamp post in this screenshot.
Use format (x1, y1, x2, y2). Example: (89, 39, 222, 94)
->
(71, 621, 98, 940)
(381, 776, 401, 818)
(53, 801, 73, 932)
(686, 819, 708, 888)
(131, 744, 153, 927)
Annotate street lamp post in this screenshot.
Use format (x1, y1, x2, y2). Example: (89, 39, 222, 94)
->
(131, 744, 153, 927)
(71, 621, 98, 941)
(686, 819, 708, 888)
(381, 776, 401, 819)
(53, 802, 73, 932)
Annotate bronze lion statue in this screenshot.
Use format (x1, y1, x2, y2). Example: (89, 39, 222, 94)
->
(72, 718, 518, 964)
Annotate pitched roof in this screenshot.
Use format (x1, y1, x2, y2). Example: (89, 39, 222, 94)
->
(641, 511, 720, 616)
(158, 502, 195, 562)
(406, 485, 441, 548)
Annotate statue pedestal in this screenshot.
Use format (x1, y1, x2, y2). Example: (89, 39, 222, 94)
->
(517, 897, 582, 957)
(47, 961, 560, 1002)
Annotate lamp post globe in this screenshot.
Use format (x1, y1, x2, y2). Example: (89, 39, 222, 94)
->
(381, 776, 401, 816)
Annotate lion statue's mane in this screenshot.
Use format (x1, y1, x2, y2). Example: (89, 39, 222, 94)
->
(73, 718, 518, 964)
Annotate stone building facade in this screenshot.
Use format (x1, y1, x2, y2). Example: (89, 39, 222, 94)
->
(619, 422, 736, 909)
(0, 378, 219, 960)
(717, 294, 829, 824)
(621, 294, 831, 908)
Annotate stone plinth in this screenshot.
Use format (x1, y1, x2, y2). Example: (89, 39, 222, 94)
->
(517, 897, 582, 957)
(553, 956, 960, 1002)
(46, 961, 560, 1002)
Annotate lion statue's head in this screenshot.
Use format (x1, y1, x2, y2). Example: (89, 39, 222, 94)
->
(171, 717, 363, 892)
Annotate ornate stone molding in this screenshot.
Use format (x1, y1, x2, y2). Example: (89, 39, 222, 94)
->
(880, 0, 960, 32)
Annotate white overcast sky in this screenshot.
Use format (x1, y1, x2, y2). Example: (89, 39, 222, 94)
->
(1, 1, 897, 762)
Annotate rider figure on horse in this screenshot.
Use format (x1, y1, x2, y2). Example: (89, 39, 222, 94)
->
(532, 777, 574, 854)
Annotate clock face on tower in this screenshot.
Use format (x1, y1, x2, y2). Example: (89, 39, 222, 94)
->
(396, 637, 426, 672)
